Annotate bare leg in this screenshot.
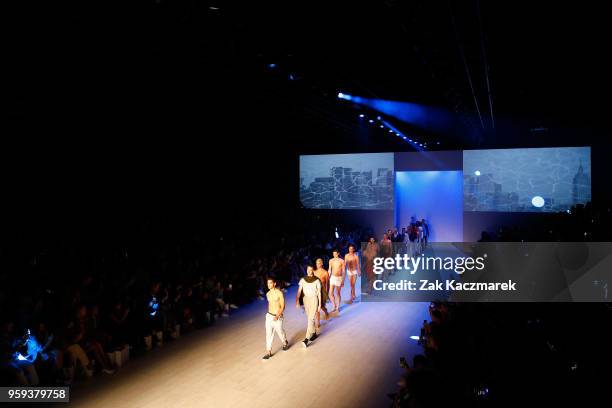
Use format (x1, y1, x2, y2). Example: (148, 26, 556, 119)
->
(350, 275, 357, 301)
(329, 286, 336, 312)
(90, 342, 112, 370)
(67, 344, 91, 371)
(335, 286, 342, 310)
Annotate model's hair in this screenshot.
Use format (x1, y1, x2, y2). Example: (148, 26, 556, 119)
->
(266, 276, 276, 283)
(332, 248, 339, 253)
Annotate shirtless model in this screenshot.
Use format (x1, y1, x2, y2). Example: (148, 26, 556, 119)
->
(263, 277, 289, 360)
(314, 258, 329, 332)
(363, 237, 379, 295)
(328, 249, 345, 313)
(344, 244, 361, 302)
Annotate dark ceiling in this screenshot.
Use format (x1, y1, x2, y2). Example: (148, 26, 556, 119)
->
(5, 0, 610, 227)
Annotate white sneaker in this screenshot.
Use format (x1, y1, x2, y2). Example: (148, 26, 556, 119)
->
(229, 304, 239, 309)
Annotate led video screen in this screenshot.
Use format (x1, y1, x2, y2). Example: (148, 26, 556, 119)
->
(300, 153, 394, 209)
(463, 146, 591, 212)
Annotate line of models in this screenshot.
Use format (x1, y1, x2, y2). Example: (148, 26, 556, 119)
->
(262, 246, 361, 360)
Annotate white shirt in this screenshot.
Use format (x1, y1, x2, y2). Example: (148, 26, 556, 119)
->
(299, 278, 321, 297)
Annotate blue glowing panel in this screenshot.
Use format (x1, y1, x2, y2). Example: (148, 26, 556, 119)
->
(300, 153, 394, 209)
(395, 171, 463, 242)
(463, 147, 591, 212)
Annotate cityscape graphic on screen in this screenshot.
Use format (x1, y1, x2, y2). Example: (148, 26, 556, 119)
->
(463, 147, 591, 212)
(300, 153, 394, 209)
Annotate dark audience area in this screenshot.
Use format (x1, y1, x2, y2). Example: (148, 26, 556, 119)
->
(390, 201, 612, 407)
(0, 210, 368, 387)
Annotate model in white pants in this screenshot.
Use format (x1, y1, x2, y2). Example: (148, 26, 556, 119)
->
(265, 312, 288, 351)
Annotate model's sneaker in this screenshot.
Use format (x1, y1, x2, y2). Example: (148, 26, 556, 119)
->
(309, 333, 318, 342)
(302, 338, 309, 348)
(282, 342, 290, 351)
(262, 353, 272, 360)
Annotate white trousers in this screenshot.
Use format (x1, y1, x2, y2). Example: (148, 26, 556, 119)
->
(265, 313, 287, 351)
(303, 296, 318, 339)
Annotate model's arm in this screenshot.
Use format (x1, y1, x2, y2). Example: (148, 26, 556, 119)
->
(278, 290, 285, 318)
(295, 285, 302, 308)
(324, 269, 330, 292)
(316, 281, 322, 311)
(357, 254, 362, 276)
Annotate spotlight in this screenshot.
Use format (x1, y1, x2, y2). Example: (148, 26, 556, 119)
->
(359, 114, 365, 118)
(410, 336, 420, 340)
(474, 170, 481, 176)
(369, 119, 374, 123)
(268, 63, 276, 69)
(380, 125, 384, 128)
(337, 92, 344, 98)
(376, 116, 381, 120)
(388, 129, 393, 133)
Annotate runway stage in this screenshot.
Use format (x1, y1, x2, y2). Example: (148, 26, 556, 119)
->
(68, 281, 429, 408)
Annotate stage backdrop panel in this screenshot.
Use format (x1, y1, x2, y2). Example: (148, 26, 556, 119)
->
(463, 146, 591, 212)
(395, 171, 463, 242)
(394, 150, 462, 171)
(300, 153, 394, 209)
